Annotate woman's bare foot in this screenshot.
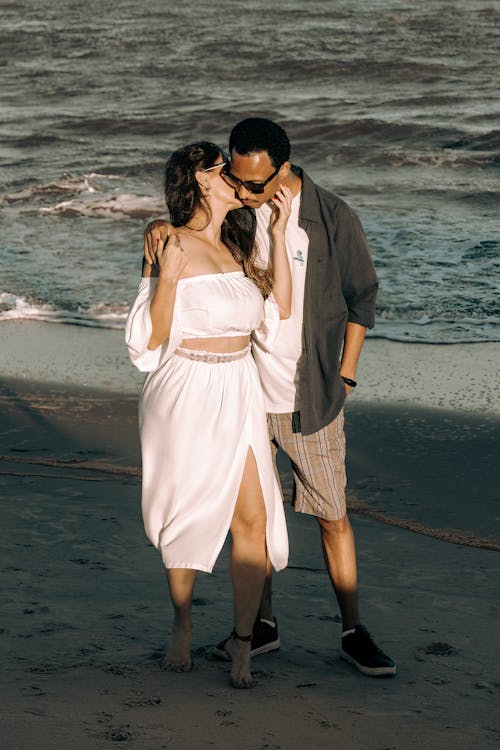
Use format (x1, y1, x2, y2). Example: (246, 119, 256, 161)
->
(161, 619, 192, 672)
(225, 634, 253, 689)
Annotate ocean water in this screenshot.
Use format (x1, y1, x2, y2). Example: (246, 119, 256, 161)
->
(1, 0, 499, 343)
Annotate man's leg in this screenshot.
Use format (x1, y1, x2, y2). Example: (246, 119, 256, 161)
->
(258, 557, 274, 621)
(319, 515, 396, 676)
(260, 510, 359, 632)
(261, 411, 396, 676)
(258, 486, 359, 632)
(317, 514, 359, 631)
(260, 410, 352, 622)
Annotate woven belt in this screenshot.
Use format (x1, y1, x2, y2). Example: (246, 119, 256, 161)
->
(174, 345, 250, 364)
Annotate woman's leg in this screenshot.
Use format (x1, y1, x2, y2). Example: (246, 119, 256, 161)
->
(227, 448, 268, 688)
(163, 568, 196, 671)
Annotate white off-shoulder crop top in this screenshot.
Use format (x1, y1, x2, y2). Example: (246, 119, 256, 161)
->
(126, 271, 280, 372)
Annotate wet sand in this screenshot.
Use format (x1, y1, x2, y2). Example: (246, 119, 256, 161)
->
(1, 322, 499, 749)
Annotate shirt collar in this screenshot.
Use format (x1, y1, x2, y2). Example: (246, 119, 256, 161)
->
(291, 165, 322, 224)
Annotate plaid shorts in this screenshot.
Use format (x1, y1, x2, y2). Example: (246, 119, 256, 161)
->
(267, 410, 347, 521)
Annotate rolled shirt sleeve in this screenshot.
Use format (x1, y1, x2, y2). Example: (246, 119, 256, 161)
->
(334, 203, 378, 329)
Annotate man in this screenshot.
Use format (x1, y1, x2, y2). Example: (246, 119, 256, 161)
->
(144, 118, 395, 677)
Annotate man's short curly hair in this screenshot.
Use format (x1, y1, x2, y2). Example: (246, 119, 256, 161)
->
(229, 118, 290, 169)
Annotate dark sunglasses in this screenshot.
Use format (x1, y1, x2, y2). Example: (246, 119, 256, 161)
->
(220, 162, 281, 194)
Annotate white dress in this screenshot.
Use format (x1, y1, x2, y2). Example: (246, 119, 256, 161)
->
(125, 271, 289, 573)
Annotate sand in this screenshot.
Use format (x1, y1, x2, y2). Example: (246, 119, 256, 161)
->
(1, 320, 499, 749)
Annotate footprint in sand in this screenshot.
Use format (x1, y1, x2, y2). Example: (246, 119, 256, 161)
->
(424, 641, 459, 656)
(317, 614, 342, 622)
(21, 685, 46, 696)
(414, 641, 459, 661)
(215, 709, 237, 726)
(426, 675, 451, 685)
(123, 695, 162, 707)
(29, 663, 59, 674)
(39, 622, 75, 634)
(106, 727, 133, 742)
(69, 557, 107, 570)
(80, 643, 105, 655)
(192, 597, 210, 606)
(103, 664, 139, 677)
(474, 680, 500, 694)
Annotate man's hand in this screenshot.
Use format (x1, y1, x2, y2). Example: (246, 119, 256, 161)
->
(339, 322, 366, 400)
(144, 219, 174, 264)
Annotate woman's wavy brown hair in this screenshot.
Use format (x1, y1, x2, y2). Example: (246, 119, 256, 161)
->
(164, 142, 272, 297)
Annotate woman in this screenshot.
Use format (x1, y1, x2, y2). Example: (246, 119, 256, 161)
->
(126, 142, 292, 688)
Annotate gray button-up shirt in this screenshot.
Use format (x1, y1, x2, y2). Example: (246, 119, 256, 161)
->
(293, 166, 378, 435)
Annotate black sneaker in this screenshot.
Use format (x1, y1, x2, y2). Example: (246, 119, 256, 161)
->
(213, 617, 280, 661)
(340, 624, 396, 677)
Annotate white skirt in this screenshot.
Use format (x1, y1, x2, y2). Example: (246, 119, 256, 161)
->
(139, 347, 289, 573)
